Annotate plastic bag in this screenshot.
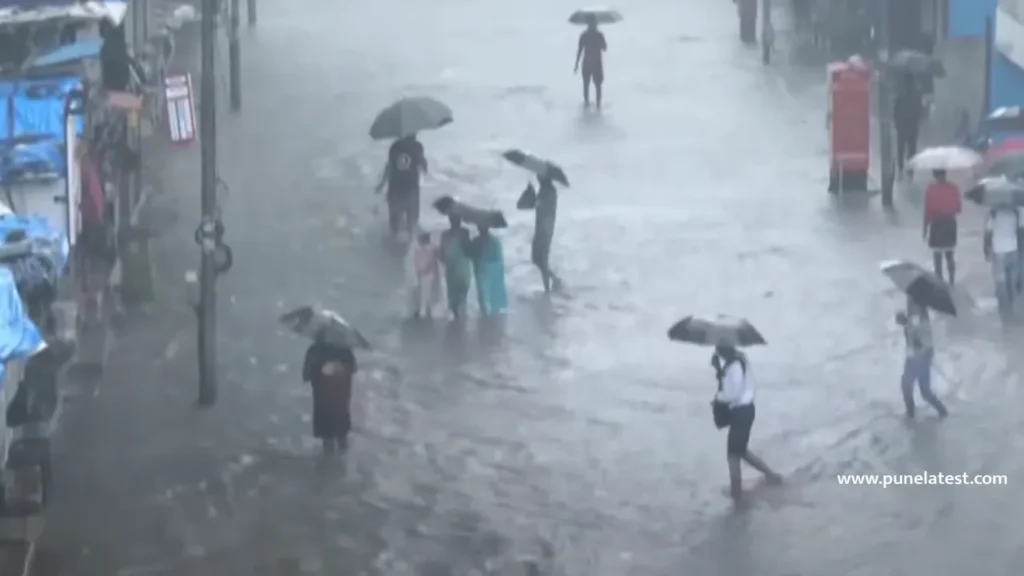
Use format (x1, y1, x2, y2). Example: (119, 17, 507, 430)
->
(516, 183, 537, 210)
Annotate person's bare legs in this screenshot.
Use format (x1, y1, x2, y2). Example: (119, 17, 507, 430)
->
(582, 76, 591, 106)
(539, 266, 552, 293)
(321, 438, 336, 454)
(595, 81, 602, 108)
(742, 450, 782, 482)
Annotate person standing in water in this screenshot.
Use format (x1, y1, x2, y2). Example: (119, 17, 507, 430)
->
(302, 332, 358, 454)
(531, 176, 561, 293)
(376, 134, 427, 239)
(711, 345, 781, 504)
(469, 224, 508, 316)
(896, 298, 948, 419)
(574, 16, 607, 108)
(439, 214, 473, 318)
(923, 169, 961, 284)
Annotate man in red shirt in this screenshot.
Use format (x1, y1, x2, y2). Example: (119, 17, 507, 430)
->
(923, 169, 962, 284)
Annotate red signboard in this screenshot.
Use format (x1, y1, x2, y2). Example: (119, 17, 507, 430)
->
(828, 59, 871, 175)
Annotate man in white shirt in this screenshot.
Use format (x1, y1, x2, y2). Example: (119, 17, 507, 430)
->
(983, 205, 1022, 314)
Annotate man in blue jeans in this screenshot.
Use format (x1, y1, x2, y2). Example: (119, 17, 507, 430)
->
(983, 204, 1022, 315)
(896, 299, 948, 419)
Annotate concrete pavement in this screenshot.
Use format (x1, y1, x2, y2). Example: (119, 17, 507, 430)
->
(32, 0, 1024, 574)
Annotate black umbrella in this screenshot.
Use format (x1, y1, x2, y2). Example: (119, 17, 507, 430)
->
(433, 196, 508, 228)
(880, 260, 956, 316)
(667, 315, 766, 347)
(889, 50, 945, 77)
(502, 150, 569, 186)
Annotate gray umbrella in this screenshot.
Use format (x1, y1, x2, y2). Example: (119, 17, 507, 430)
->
(569, 7, 623, 25)
(369, 97, 453, 140)
(279, 306, 371, 349)
(966, 177, 1024, 207)
(667, 315, 766, 347)
(889, 50, 945, 77)
(880, 260, 956, 316)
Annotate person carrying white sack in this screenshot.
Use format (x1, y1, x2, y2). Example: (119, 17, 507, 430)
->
(406, 231, 442, 318)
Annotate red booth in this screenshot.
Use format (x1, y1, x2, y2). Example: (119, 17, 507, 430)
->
(827, 57, 871, 193)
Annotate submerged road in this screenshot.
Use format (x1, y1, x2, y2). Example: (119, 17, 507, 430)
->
(37, 0, 1024, 574)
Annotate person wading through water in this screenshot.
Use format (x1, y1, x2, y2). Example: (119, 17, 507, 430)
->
(377, 134, 427, 240)
(302, 332, 358, 454)
(923, 169, 961, 284)
(574, 15, 607, 108)
(711, 345, 781, 504)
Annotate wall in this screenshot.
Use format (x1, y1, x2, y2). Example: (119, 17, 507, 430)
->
(993, 1, 1024, 108)
(949, 0, 998, 37)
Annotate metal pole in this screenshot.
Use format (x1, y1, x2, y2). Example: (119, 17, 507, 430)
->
(198, 0, 219, 405)
(229, 0, 242, 111)
(247, 0, 257, 27)
(761, 0, 773, 65)
(983, 16, 994, 119)
(877, 0, 895, 208)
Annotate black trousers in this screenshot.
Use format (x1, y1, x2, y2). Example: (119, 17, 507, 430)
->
(896, 126, 919, 172)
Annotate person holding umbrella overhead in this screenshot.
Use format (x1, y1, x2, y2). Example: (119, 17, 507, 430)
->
(280, 306, 371, 453)
(370, 96, 453, 240)
(881, 261, 953, 418)
(668, 315, 782, 504)
(894, 74, 924, 176)
(983, 201, 1023, 314)
(922, 169, 962, 284)
(571, 10, 617, 108)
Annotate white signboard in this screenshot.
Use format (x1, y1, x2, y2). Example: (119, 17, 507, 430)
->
(164, 74, 196, 145)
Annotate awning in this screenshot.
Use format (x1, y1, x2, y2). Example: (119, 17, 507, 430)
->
(0, 0, 128, 27)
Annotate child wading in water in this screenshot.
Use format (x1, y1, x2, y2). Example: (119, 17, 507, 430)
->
(408, 231, 441, 318)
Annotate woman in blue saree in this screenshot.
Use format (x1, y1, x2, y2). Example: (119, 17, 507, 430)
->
(439, 215, 473, 318)
(470, 225, 508, 315)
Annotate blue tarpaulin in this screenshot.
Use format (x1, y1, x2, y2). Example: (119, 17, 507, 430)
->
(0, 0, 128, 26)
(27, 38, 104, 69)
(0, 266, 44, 387)
(0, 75, 83, 184)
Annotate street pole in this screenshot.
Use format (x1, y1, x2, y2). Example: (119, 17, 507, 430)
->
(761, 0, 773, 65)
(229, 0, 242, 111)
(198, 0, 219, 405)
(247, 0, 257, 26)
(877, 0, 895, 208)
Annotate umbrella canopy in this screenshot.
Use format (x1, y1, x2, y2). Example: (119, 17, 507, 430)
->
(908, 146, 982, 172)
(667, 315, 767, 347)
(433, 196, 508, 228)
(569, 6, 623, 25)
(888, 50, 945, 77)
(279, 306, 371, 349)
(966, 177, 1024, 207)
(502, 150, 569, 186)
(369, 97, 453, 140)
(880, 260, 956, 316)
(985, 140, 1024, 178)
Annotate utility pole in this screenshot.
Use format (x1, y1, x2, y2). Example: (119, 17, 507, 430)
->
(877, 0, 895, 208)
(761, 0, 774, 65)
(247, 0, 257, 26)
(229, 0, 242, 111)
(198, 0, 219, 405)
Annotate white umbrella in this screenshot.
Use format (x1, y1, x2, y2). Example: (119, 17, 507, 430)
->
(908, 146, 982, 172)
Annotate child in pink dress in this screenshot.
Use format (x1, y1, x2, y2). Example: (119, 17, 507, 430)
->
(408, 231, 441, 318)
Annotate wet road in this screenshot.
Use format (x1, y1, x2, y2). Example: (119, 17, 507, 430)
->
(39, 0, 1024, 574)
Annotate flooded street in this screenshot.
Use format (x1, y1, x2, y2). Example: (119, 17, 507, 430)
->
(38, 0, 1023, 574)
